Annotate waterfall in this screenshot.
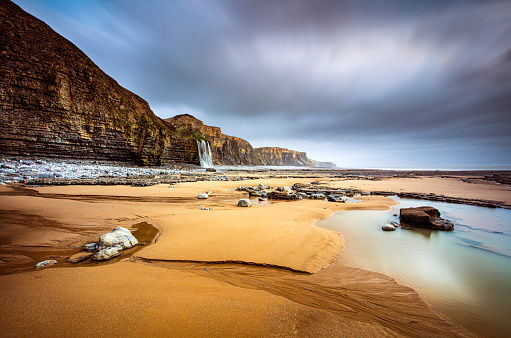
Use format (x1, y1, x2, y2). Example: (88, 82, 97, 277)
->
(197, 140, 214, 168)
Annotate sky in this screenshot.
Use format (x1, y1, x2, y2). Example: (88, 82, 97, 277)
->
(13, 0, 511, 168)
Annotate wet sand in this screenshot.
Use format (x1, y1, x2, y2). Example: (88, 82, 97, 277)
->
(1, 173, 503, 336)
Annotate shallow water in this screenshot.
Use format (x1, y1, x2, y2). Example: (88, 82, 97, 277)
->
(318, 197, 511, 337)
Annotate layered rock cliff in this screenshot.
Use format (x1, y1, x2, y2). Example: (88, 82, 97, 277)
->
(254, 147, 312, 166)
(165, 114, 260, 166)
(166, 114, 336, 167)
(0, 0, 199, 165)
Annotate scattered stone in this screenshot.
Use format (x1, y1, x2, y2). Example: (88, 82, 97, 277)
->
(267, 191, 300, 200)
(238, 199, 252, 207)
(382, 223, 396, 231)
(205, 191, 213, 195)
(258, 197, 265, 202)
(66, 252, 93, 264)
(34, 260, 57, 269)
(92, 248, 120, 261)
(400, 206, 454, 230)
(276, 186, 293, 194)
(206, 168, 217, 172)
(370, 191, 397, 196)
(198, 193, 209, 199)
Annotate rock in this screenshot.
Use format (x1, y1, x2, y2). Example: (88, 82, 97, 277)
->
(34, 260, 57, 269)
(267, 191, 300, 200)
(248, 190, 261, 197)
(382, 224, 396, 231)
(66, 252, 93, 264)
(84, 243, 98, 251)
(258, 197, 265, 202)
(276, 186, 293, 194)
(92, 248, 120, 261)
(0, 2, 201, 166)
(253, 147, 314, 166)
(206, 168, 217, 172)
(238, 199, 252, 207)
(98, 226, 139, 250)
(399, 206, 453, 230)
(198, 193, 209, 199)
(297, 192, 308, 199)
(206, 191, 213, 195)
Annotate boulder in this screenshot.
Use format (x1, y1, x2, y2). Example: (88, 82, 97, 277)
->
(66, 252, 94, 264)
(198, 193, 209, 199)
(276, 186, 293, 194)
(34, 260, 57, 269)
(248, 190, 261, 197)
(238, 199, 252, 207)
(92, 248, 120, 261)
(400, 206, 453, 230)
(98, 226, 139, 250)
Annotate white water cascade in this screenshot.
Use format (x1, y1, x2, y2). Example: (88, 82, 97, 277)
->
(197, 140, 214, 168)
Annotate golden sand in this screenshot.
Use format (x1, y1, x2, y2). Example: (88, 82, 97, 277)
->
(0, 175, 497, 336)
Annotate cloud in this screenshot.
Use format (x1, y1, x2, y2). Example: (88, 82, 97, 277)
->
(13, 0, 511, 166)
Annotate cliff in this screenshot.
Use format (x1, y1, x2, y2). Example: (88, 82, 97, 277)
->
(254, 147, 312, 166)
(309, 160, 337, 168)
(0, 0, 199, 165)
(165, 114, 260, 166)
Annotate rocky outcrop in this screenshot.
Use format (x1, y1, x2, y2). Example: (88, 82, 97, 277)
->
(165, 114, 260, 166)
(399, 206, 454, 230)
(254, 147, 312, 166)
(0, 0, 199, 165)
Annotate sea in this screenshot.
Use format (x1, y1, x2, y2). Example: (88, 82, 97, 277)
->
(318, 196, 511, 337)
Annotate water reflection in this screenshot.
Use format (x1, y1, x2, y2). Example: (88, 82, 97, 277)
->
(318, 197, 511, 337)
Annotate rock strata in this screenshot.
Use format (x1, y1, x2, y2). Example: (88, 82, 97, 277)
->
(165, 114, 259, 166)
(0, 0, 199, 165)
(254, 147, 313, 166)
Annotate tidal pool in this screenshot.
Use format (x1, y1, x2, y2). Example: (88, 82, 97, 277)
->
(318, 197, 511, 337)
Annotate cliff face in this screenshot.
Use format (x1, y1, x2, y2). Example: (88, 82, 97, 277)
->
(254, 147, 312, 166)
(0, 0, 199, 165)
(310, 160, 337, 168)
(165, 114, 260, 166)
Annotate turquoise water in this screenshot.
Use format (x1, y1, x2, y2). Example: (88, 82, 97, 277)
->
(318, 197, 511, 337)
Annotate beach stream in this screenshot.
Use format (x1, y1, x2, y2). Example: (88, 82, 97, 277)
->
(318, 196, 511, 337)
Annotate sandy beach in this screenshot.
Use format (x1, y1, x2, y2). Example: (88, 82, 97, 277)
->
(2, 171, 507, 336)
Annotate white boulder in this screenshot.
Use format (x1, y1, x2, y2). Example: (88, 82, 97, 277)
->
(98, 226, 138, 251)
(198, 193, 209, 199)
(93, 248, 120, 261)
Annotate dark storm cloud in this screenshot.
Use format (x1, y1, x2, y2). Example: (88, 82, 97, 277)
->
(13, 0, 511, 166)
